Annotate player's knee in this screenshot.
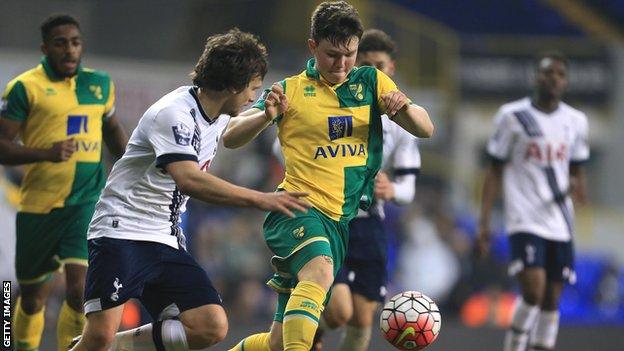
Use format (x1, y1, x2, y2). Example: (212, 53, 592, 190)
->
(194, 314, 228, 347)
(331, 303, 353, 327)
(84, 328, 115, 350)
(522, 290, 544, 306)
(20, 294, 45, 314)
(65, 283, 85, 309)
(298, 256, 335, 290)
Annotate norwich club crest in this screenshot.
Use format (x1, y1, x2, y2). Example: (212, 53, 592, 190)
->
(349, 83, 364, 100)
(292, 226, 305, 239)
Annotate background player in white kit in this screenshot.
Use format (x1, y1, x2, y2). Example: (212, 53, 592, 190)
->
(70, 29, 310, 351)
(477, 52, 589, 351)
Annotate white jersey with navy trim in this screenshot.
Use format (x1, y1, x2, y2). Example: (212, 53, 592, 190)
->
(487, 97, 589, 242)
(88, 86, 230, 249)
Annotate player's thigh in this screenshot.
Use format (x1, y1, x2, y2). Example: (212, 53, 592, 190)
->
(15, 211, 64, 285)
(58, 203, 95, 265)
(264, 208, 347, 284)
(323, 283, 353, 327)
(140, 245, 222, 321)
(509, 232, 548, 303)
(84, 238, 159, 315)
(350, 293, 380, 327)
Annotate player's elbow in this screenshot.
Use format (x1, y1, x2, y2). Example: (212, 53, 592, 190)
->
(174, 176, 197, 196)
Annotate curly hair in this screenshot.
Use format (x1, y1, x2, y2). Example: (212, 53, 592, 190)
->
(358, 29, 397, 58)
(40, 14, 80, 42)
(310, 1, 363, 48)
(191, 28, 268, 91)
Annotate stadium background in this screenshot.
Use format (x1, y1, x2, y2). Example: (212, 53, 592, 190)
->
(1, 0, 623, 349)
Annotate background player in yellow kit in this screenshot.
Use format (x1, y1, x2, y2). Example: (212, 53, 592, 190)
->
(0, 14, 127, 351)
(223, 2, 433, 350)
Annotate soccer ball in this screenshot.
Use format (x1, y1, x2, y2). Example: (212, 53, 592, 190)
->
(380, 291, 441, 350)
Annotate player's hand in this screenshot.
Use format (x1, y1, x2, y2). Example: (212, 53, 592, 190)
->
(255, 191, 311, 218)
(475, 225, 491, 260)
(46, 138, 76, 162)
(374, 171, 394, 201)
(264, 83, 288, 122)
(381, 91, 409, 118)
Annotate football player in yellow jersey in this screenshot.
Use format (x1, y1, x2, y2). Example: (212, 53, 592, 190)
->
(0, 14, 127, 351)
(225, 2, 433, 351)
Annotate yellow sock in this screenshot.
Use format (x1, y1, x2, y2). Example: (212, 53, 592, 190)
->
(14, 297, 45, 351)
(229, 332, 271, 351)
(56, 301, 85, 351)
(282, 281, 326, 351)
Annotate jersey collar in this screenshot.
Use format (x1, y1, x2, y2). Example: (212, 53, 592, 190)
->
(41, 56, 82, 82)
(189, 87, 218, 124)
(305, 58, 355, 89)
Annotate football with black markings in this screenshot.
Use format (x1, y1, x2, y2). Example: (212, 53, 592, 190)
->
(380, 291, 441, 350)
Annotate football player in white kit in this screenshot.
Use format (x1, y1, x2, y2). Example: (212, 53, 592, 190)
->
(477, 52, 589, 351)
(70, 29, 310, 351)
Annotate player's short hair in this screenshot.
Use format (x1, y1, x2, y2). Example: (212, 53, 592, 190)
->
(191, 28, 268, 92)
(311, 1, 364, 47)
(40, 14, 80, 42)
(535, 50, 569, 70)
(358, 29, 397, 58)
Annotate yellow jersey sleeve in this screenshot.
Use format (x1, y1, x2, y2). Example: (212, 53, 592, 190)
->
(375, 69, 411, 111)
(104, 79, 116, 119)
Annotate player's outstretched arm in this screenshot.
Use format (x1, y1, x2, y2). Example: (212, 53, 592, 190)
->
(476, 161, 504, 258)
(382, 91, 433, 138)
(166, 160, 309, 217)
(223, 83, 288, 149)
(102, 114, 128, 159)
(0, 118, 75, 165)
(222, 108, 272, 149)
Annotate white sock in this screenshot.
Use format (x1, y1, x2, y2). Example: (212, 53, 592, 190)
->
(153, 320, 189, 351)
(108, 324, 155, 351)
(503, 298, 540, 351)
(529, 310, 560, 350)
(338, 325, 371, 351)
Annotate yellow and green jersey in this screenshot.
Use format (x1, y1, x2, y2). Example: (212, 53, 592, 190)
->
(1, 57, 115, 214)
(255, 58, 404, 221)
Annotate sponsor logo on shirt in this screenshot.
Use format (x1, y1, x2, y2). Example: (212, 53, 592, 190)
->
(67, 115, 88, 135)
(303, 85, 316, 97)
(172, 123, 192, 146)
(328, 116, 353, 141)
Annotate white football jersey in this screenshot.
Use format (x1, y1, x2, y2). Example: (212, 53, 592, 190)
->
(88, 86, 230, 249)
(359, 115, 421, 218)
(487, 97, 589, 242)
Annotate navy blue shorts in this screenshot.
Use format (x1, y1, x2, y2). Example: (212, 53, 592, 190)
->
(84, 237, 221, 320)
(334, 216, 387, 302)
(509, 232, 576, 284)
